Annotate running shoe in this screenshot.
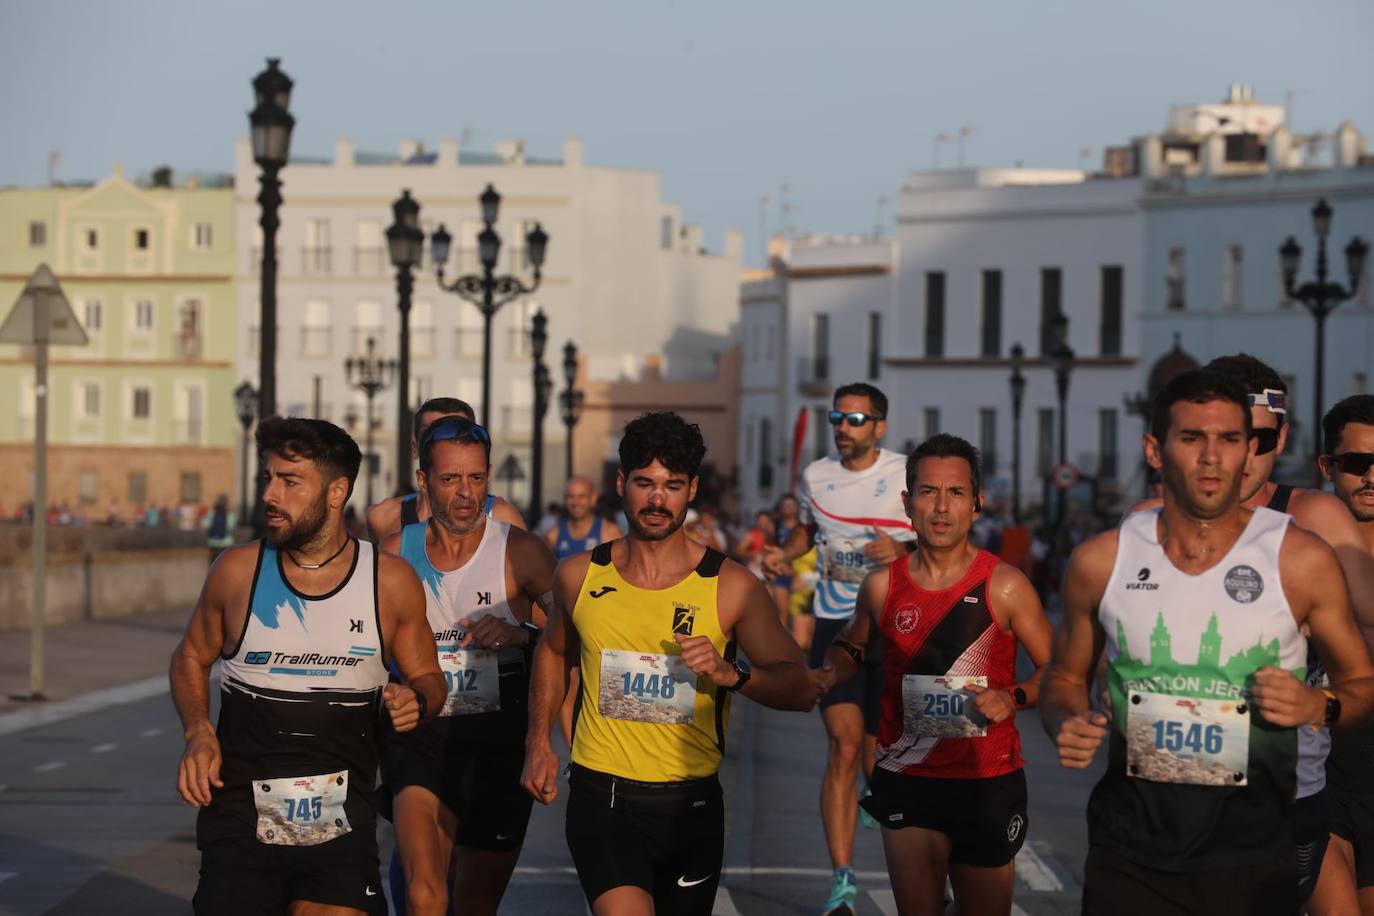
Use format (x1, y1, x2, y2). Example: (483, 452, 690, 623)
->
(821, 869, 858, 916)
(858, 785, 877, 829)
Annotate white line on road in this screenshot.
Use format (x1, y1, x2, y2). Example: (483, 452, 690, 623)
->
(141, 727, 164, 738)
(712, 887, 741, 916)
(1016, 843, 1063, 892)
(0, 871, 16, 886)
(0, 676, 169, 737)
(91, 742, 118, 754)
(34, 760, 66, 773)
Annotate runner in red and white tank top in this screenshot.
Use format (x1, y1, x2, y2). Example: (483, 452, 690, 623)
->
(813, 434, 1053, 916)
(875, 548, 1021, 779)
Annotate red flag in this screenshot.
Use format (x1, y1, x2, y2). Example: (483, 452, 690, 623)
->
(789, 407, 808, 492)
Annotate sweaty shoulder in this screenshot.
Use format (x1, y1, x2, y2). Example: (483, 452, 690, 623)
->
(1288, 488, 1366, 545)
(208, 541, 262, 593)
(1067, 527, 1122, 591)
(490, 496, 527, 529)
(1127, 496, 1162, 516)
(379, 530, 403, 556)
(366, 497, 401, 540)
(507, 524, 553, 562)
(1279, 520, 1341, 570)
(377, 549, 423, 591)
(555, 549, 595, 593)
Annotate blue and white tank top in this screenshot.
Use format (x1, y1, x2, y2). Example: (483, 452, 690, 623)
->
(554, 515, 604, 560)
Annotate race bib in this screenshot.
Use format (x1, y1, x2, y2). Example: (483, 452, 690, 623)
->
(437, 646, 501, 716)
(598, 649, 696, 725)
(253, 770, 350, 846)
(821, 537, 870, 584)
(902, 675, 988, 739)
(1126, 690, 1249, 786)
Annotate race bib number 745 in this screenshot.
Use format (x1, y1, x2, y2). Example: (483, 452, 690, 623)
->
(253, 770, 350, 846)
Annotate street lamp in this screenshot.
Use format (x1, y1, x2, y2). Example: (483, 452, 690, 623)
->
(1008, 343, 1026, 524)
(1279, 198, 1369, 483)
(234, 381, 258, 522)
(387, 189, 424, 495)
(248, 57, 294, 532)
(344, 337, 397, 509)
(529, 309, 553, 521)
(429, 184, 549, 425)
(560, 339, 586, 480)
(1050, 314, 1075, 524)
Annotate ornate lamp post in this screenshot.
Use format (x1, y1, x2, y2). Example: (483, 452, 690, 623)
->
(1050, 314, 1075, 523)
(387, 189, 424, 494)
(234, 381, 258, 522)
(1279, 198, 1368, 482)
(560, 339, 586, 480)
(428, 184, 549, 425)
(529, 309, 553, 521)
(1008, 343, 1026, 524)
(344, 337, 397, 509)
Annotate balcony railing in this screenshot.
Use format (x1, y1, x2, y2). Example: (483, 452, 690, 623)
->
(172, 333, 203, 360)
(353, 246, 387, 276)
(302, 247, 332, 276)
(299, 327, 333, 358)
(411, 326, 436, 360)
(172, 419, 204, 446)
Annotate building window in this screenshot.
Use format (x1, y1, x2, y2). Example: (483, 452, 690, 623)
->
(1099, 408, 1119, 480)
(304, 219, 332, 275)
(194, 223, 213, 250)
(84, 299, 103, 331)
(923, 407, 940, 439)
(29, 221, 46, 247)
(1039, 268, 1063, 355)
(924, 272, 945, 357)
(132, 387, 151, 420)
(128, 471, 148, 504)
(1036, 408, 1055, 476)
(134, 228, 150, 250)
(813, 406, 829, 461)
(1100, 265, 1123, 356)
(79, 470, 99, 505)
(981, 270, 1002, 357)
(978, 408, 998, 475)
(85, 228, 100, 250)
(812, 313, 830, 382)
(302, 300, 332, 357)
(661, 216, 673, 250)
(1167, 247, 1186, 310)
(867, 312, 881, 380)
(80, 382, 101, 419)
(134, 299, 154, 332)
(1223, 244, 1243, 310)
(743, 417, 754, 464)
(180, 471, 202, 505)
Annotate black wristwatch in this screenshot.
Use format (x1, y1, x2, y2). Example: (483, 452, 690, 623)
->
(413, 687, 429, 721)
(1012, 687, 1028, 709)
(1321, 689, 1341, 728)
(728, 659, 752, 693)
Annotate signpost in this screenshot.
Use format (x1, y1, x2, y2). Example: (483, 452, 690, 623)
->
(0, 265, 87, 700)
(1050, 462, 1081, 492)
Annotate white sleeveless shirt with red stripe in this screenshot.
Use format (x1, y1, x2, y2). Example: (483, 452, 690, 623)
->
(874, 550, 1022, 779)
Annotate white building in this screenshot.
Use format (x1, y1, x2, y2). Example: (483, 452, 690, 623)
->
(233, 135, 742, 507)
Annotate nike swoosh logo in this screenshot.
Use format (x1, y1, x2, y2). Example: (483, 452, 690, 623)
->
(365, 887, 377, 896)
(677, 875, 711, 887)
(496, 833, 512, 841)
(589, 586, 617, 599)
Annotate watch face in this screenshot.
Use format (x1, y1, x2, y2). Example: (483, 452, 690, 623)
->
(1013, 687, 1028, 707)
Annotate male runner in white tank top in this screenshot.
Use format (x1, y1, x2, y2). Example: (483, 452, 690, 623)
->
(171, 417, 445, 916)
(1042, 370, 1374, 916)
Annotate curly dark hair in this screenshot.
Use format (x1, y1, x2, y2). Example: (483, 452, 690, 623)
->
(256, 417, 362, 498)
(619, 412, 707, 478)
(1150, 369, 1252, 442)
(906, 433, 983, 512)
(1205, 353, 1287, 428)
(1323, 395, 1374, 455)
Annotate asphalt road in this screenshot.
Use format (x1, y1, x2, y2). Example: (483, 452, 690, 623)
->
(0, 663, 1100, 915)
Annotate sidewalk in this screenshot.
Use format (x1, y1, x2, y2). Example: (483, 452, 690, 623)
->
(0, 607, 189, 712)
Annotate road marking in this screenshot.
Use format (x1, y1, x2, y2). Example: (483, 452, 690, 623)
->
(1016, 843, 1063, 892)
(712, 886, 741, 916)
(34, 760, 67, 773)
(141, 727, 164, 738)
(0, 871, 16, 886)
(91, 743, 118, 754)
(0, 676, 169, 737)
(513, 865, 895, 880)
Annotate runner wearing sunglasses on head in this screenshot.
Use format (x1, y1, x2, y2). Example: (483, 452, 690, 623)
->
(763, 382, 917, 916)
(1128, 354, 1374, 910)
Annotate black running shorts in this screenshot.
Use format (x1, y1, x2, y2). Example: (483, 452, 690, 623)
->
(1329, 785, 1374, 888)
(194, 833, 385, 916)
(809, 616, 883, 734)
(862, 767, 1027, 867)
(1295, 789, 1331, 901)
(1082, 845, 1298, 916)
(565, 764, 724, 915)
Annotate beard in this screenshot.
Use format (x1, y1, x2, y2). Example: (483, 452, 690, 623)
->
(627, 504, 686, 542)
(265, 492, 329, 552)
(430, 492, 485, 535)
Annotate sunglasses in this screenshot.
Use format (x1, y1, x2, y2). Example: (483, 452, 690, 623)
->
(1251, 428, 1280, 456)
(421, 416, 491, 451)
(828, 410, 884, 428)
(1325, 452, 1374, 477)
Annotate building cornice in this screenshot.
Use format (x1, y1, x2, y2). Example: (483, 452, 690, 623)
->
(0, 273, 233, 284)
(897, 204, 1137, 225)
(1141, 181, 1374, 209)
(882, 355, 1138, 369)
(234, 193, 574, 209)
(785, 265, 889, 280)
(0, 358, 233, 369)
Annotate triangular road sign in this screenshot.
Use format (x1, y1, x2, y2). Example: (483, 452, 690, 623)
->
(0, 264, 88, 346)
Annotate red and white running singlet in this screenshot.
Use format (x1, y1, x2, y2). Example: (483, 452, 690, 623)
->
(874, 550, 1021, 779)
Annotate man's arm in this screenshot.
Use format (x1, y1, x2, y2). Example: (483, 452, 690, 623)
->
(377, 553, 445, 732)
(763, 522, 817, 577)
(968, 562, 1054, 723)
(1040, 532, 1114, 768)
(678, 561, 818, 712)
(814, 566, 886, 693)
(490, 496, 527, 530)
(465, 530, 557, 648)
(366, 498, 400, 544)
(1292, 491, 1374, 637)
(1253, 527, 1374, 729)
(523, 554, 587, 804)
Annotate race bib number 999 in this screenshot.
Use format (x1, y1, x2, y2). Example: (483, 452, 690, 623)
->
(1126, 691, 1249, 786)
(253, 770, 350, 846)
(902, 675, 988, 738)
(598, 649, 697, 725)
(822, 537, 870, 584)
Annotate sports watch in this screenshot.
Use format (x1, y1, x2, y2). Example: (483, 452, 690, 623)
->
(1012, 687, 1028, 708)
(728, 658, 752, 693)
(1321, 689, 1341, 728)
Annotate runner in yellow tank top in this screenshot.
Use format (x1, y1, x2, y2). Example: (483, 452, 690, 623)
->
(522, 412, 821, 916)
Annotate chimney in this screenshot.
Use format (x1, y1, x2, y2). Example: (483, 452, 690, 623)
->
(334, 137, 355, 167)
(438, 136, 459, 169)
(563, 135, 583, 167)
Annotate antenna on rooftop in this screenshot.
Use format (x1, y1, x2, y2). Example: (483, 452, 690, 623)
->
(933, 133, 953, 168)
(758, 194, 771, 263)
(779, 183, 795, 239)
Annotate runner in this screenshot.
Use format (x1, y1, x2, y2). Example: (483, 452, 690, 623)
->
(367, 397, 526, 542)
(814, 434, 1053, 916)
(171, 417, 445, 916)
(380, 415, 556, 916)
(1041, 369, 1374, 916)
(547, 475, 623, 560)
(763, 382, 916, 915)
(1316, 394, 1374, 914)
(521, 411, 818, 916)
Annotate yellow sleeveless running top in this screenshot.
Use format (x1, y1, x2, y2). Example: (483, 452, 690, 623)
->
(570, 542, 734, 782)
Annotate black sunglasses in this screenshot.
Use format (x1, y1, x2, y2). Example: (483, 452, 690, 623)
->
(1251, 428, 1280, 456)
(828, 410, 884, 428)
(421, 416, 492, 451)
(1326, 452, 1374, 477)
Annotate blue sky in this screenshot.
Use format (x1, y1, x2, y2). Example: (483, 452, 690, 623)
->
(3, 0, 1371, 264)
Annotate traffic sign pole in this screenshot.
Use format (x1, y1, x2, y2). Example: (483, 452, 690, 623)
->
(31, 289, 47, 699)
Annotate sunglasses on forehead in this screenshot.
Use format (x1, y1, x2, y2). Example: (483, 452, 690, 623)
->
(1325, 452, 1374, 477)
(828, 410, 884, 428)
(421, 416, 491, 451)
